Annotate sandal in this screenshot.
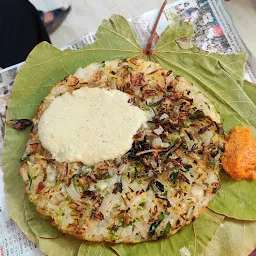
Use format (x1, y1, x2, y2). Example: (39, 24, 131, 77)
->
(39, 6, 71, 34)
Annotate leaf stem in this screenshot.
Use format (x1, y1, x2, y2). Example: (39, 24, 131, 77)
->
(143, 0, 167, 56)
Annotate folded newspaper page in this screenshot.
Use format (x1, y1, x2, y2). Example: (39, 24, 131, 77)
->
(0, 0, 255, 255)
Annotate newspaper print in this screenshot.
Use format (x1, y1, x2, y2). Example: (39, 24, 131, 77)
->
(0, 67, 19, 161)
(0, 177, 43, 256)
(0, 0, 256, 255)
(208, 0, 256, 84)
(67, 32, 96, 50)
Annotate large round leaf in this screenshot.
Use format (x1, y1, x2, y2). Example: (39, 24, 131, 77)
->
(201, 217, 256, 256)
(24, 196, 62, 238)
(2, 14, 256, 256)
(209, 172, 256, 220)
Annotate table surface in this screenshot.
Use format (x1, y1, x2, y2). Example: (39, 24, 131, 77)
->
(29, 0, 256, 58)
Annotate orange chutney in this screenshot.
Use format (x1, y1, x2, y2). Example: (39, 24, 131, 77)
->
(221, 126, 256, 181)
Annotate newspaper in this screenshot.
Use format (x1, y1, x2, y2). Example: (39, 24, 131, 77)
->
(0, 0, 255, 255)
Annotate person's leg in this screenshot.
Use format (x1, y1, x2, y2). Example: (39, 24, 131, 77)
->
(0, 0, 51, 68)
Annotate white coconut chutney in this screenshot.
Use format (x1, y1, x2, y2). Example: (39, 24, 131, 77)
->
(38, 87, 147, 164)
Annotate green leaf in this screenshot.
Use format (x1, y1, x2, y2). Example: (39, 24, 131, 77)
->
(2, 13, 256, 256)
(111, 224, 195, 256)
(193, 209, 225, 255)
(201, 218, 256, 256)
(7, 43, 71, 120)
(243, 80, 256, 105)
(209, 172, 256, 220)
(24, 196, 62, 238)
(2, 14, 142, 255)
(82, 14, 142, 60)
(111, 210, 225, 256)
(36, 235, 82, 256)
(153, 14, 195, 52)
(210, 53, 247, 87)
(176, 39, 194, 50)
(153, 16, 256, 137)
(77, 243, 116, 256)
(154, 15, 246, 87)
(2, 126, 37, 243)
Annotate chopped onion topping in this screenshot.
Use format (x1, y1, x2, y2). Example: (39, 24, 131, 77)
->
(160, 113, 169, 120)
(153, 125, 164, 135)
(66, 182, 81, 201)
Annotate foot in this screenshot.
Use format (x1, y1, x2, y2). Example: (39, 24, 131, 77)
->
(42, 11, 56, 24)
(40, 6, 71, 34)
